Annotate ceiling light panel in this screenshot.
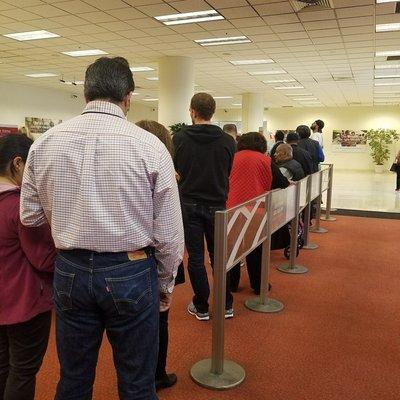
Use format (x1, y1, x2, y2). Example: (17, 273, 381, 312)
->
(275, 85, 305, 90)
(249, 69, 287, 76)
(195, 36, 251, 46)
(374, 81, 400, 86)
(146, 77, 158, 81)
(375, 50, 400, 57)
(376, 0, 398, 3)
(3, 30, 60, 41)
(143, 98, 158, 102)
(230, 59, 274, 65)
(25, 73, 58, 78)
(263, 79, 297, 83)
(155, 10, 224, 26)
(375, 64, 400, 69)
(130, 67, 155, 72)
(375, 74, 400, 78)
(214, 96, 233, 99)
(376, 23, 400, 33)
(62, 49, 108, 57)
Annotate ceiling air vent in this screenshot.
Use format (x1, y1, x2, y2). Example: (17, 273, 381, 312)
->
(387, 56, 400, 61)
(290, 0, 334, 12)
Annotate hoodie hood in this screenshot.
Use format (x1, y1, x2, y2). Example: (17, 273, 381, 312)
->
(183, 124, 224, 144)
(0, 183, 19, 201)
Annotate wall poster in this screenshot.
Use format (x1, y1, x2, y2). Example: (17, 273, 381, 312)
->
(0, 125, 18, 137)
(25, 117, 62, 140)
(332, 129, 368, 153)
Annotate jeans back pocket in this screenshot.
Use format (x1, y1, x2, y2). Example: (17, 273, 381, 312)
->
(54, 268, 75, 311)
(105, 267, 153, 316)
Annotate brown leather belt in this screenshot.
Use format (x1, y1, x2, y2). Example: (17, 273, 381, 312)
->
(127, 249, 149, 262)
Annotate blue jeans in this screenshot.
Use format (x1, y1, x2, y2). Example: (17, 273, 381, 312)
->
(54, 250, 159, 400)
(182, 203, 233, 313)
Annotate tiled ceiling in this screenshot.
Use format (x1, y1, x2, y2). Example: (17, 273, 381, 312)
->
(0, 0, 399, 108)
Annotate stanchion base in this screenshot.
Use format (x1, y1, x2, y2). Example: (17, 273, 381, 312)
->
(245, 297, 284, 313)
(277, 264, 308, 274)
(322, 207, 337, 212)
(310, 227, 328, 233)
(303, 243, 319, 250)
(320, 216, 337, 222)
(190, 359, 245, 390)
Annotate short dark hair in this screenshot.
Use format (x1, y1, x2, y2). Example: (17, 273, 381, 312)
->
(286, 131, 299, 143)
(84, 57, 135, 103)
(0, 134, 33, 176)
(190, 93, 216, 121)
(275, 130, 285, 141)
(136, 120, 173, 157)
(297, 125, 311, 139)
(315, 119, 324, 132)
(237, 132, 267, 154)
(223, 124, 237, 135)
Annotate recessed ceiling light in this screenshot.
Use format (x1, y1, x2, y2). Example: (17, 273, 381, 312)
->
(25, 73, 58, 78)
(232, 103, 242, 106)
(230, 59, 274, 65)
(375, 74, 400, 78)
(375, 63, 400, 69)
(131, 93, 140, 96)
(61, 80, 84, 85)
(374, 93, 400, 97)
(130, 67, 155, 72)
(146, 77, 158, 81)
(155, 10, 224, 26)
(3, 30, 59, 41)
(143, 98, 158, 102)
(376, 23, 400, 32)
(286, 93, 313, 96)
(275, 85, 305, 90)
(195, 36, 251, 46)
(214, 96, 233, 99)
(293, 97, 318, 101)
(62, 49, 108, 57)
(374, 81, 400, 86)
(376, 0, 398, 3)
(249, 70, 286, 76)
(375, 50, 400, 57)
(263, 79, 296, 83)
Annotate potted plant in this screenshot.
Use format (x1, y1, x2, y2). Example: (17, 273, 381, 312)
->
(365, 129, 399, 173)
(169, 122, 186, 135)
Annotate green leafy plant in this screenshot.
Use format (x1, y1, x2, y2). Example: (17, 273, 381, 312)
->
(169, 122, 186, 135)
(365, 129, 399, 165)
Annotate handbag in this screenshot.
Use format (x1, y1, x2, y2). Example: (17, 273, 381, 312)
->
(390, 163, 398, 172)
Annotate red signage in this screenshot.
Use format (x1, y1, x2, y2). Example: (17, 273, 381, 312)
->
(0, 125, 19, 137)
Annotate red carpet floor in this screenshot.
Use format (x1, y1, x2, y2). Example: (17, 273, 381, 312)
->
(36, 216, 400, 400)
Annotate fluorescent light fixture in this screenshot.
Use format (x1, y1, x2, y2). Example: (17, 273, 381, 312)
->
(376, 0, 398, 3)
(293, 97, 318, 101)
(275, 85, 304, 90)
(263, 79, 296, 83)
(375, 63, 400, 69)
(143, 98, 158, 102)
(249, 69, 286, 76)
(375, 50, 400, 57)
(131, 92, 140, 96)
(146, 77, 158, 81)
(130, 67, 155, 72)
(155, 10, 224, 26)
(213, 96, 233, 99)
(376, 23, 400, 32)
(286, 93, 313, 96)
(195, 36, 251, 46)
(375, 74, 400, 78)
(62, 80, 84, 85)
(232, 103, 242, 106)
(3, 30, 59, 41)
(374, 93, 400, 97)
(62, 49, 108, 57)
(25, 73, 58, 78)
(230, 59, 274, 66)
(374, 81, 400, 86)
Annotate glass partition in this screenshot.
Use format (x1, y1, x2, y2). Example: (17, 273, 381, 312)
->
(321, 168, 330, 192)
(310, 172, 321, 201)
(285, 184, 297, 222)
(299, 177, 309, 210)
(270, 189, 287, 233)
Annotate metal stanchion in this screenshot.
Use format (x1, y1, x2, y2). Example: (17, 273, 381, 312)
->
(245, 193, 284, 313)
(310, 171, 328, 234)
(277, 183, 308, 274)
(191, 212, 245, 390)
(321, 165, 337, 221)
(302, 175, 318, 250)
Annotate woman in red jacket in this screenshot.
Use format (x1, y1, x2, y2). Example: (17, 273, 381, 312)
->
(227, 132, 273, 294)
(0, 134, 56, 400)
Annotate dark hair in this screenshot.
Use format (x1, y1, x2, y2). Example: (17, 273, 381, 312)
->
(0, 134, 33, 176)
(223, 124, 237, 134)
(275, 130, 285, 141)
(190, 93, 216, 121)
(315, 119, 324, 132)
(136, 120, 173, 157)
(237, 132, 267, 154)
(84, 57, 135, 103)
(286, 131, 299, 143)
(297, 125, 311, 139)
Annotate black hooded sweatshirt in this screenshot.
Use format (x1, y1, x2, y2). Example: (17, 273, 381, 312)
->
(173, 124, 236, 206)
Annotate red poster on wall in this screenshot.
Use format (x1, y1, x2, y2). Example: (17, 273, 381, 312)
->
(0, 125, 19, 137)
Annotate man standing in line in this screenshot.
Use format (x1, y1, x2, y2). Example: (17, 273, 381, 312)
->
(173, 93, 236, 321)
(20, 56, 184, 400)
(297, 125, 323, 173)
(223, 123, 238, 142)
(286, 131, 314, 176)
(269, 130, 285, 159)
(311, 119, 324, 148)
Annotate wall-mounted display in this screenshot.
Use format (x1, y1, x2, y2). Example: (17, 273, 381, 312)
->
(25, 117, 62, 140)
(332, 130, 368, 153)
(0, 125, 18, 137)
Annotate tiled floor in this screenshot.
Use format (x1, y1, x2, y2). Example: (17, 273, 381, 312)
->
(325, 170, 400, 213)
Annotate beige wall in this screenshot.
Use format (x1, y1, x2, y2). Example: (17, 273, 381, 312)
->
(214, 106, 400, 171)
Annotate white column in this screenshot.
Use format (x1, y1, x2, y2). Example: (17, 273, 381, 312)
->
(241, 93, 264, 133)
(158, 56, 194, 127)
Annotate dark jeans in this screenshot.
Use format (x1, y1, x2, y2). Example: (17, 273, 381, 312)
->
(182, 203, 233, 313)
(397, 171, 400, 190)
(54, 250, 159, 400)
(156, 310, 169, 380)
(230, 245, 263, 294)
(0, 311, 51, 400)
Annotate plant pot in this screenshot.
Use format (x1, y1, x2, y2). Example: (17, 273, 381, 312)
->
(374, 165, 385, 174)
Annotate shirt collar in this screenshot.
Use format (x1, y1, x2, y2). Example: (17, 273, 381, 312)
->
(83, 101, 126, 120)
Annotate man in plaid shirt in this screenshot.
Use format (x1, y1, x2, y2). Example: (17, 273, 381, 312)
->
(20, 57, 184, 400)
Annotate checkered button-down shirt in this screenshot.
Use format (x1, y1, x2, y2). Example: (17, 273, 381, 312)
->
(20, 101, 184, 294)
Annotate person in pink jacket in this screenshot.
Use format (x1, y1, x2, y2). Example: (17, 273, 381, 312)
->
(0, 134, 56, 400)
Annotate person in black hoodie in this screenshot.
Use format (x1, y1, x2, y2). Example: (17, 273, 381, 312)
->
(296, 125, 322, 173)
(173, 93, 236, 321)
(286, 131, 313, 176)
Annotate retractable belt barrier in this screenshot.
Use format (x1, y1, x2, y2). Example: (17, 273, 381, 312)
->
(190, 165, 335, 391)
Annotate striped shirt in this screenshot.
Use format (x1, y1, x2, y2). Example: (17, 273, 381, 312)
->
(20, 101, 184, 294)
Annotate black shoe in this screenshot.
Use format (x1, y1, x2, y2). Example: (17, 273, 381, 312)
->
(156, 373, 177, 391)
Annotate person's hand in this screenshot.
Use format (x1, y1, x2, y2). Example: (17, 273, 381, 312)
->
(160, 292, 173, 312)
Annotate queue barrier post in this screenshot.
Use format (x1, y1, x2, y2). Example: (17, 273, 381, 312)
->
(320, 165, 337, 222)
(302, 175, 319, 250)
(245, 192, 284, 313)
(310, 170, 328, 234)
(190, 211, 245, 390)
(277, 182, 308, 274)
